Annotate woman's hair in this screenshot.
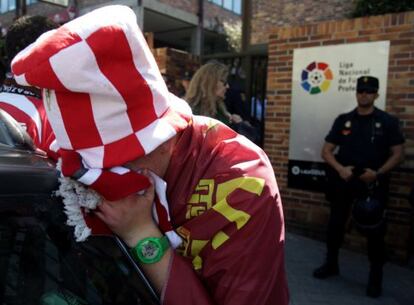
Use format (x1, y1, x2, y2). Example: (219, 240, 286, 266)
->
(185, 61, 228, 117)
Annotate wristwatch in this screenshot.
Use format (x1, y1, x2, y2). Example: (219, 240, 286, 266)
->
(130, 236, 169, 264)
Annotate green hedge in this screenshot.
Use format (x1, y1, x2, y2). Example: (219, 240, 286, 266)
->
(352, 0, 414, 17)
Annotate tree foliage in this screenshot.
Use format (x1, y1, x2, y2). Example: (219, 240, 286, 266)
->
(222, 21, 242, 53)
(352, 0, 414, 17)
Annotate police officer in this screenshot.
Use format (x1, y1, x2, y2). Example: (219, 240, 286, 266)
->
(313, 76, 405, 298)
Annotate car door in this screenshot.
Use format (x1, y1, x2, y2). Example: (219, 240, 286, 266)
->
(0, 110, 159, 305)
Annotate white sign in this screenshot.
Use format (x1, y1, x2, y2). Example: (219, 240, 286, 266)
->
(288, 41, 390, 162)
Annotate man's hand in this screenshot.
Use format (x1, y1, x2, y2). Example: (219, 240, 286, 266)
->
(95, 176, 171, 294)
(338, 166, 354, 181)
(359, 168, 378, 184)
(95, 174, 159, 247)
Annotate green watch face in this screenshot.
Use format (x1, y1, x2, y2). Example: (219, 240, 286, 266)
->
(132, 236, 169, 264)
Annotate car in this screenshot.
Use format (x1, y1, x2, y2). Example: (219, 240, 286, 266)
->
(0, 109, 159, 305)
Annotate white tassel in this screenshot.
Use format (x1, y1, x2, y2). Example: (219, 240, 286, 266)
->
(55, 159, 102, 242)
(55, 159, 182, 248)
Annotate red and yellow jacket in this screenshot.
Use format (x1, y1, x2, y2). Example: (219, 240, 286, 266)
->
(162, 116, 289, 305)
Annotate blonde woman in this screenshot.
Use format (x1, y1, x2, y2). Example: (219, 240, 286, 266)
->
(185, 61, 242, 125)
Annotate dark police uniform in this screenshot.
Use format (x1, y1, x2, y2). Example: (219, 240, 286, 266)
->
(324, 106, 405, 267)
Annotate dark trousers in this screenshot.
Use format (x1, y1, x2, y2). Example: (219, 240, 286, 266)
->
(325, 177, 388, 267)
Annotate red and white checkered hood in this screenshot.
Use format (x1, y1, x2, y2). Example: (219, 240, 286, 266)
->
(10, 5, 188, 245)
(11, 5, 191, 169)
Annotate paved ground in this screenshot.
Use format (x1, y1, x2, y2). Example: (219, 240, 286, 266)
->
(285, 232, 414, 305)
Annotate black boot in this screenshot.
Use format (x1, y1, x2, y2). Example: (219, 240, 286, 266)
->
(313, 261, 339, 279)
(366, 265, 383, 298)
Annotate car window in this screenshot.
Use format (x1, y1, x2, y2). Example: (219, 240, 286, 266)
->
(0, 118, 14, 146)
(0, 198, 159, 305)
(0, 109, 34, 150)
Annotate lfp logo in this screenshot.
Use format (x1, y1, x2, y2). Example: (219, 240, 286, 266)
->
(301, 61, 333, 94)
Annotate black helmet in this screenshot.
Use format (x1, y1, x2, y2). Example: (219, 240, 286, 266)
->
(352, 196, 385, 232)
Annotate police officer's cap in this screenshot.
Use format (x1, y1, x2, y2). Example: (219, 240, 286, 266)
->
(356, 76, 379, 92)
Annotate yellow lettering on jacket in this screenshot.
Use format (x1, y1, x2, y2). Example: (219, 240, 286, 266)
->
(186, 179, 214, 219)
(212, 177, 265, 249)
(182, 176, 265, 269)
(214, 177, 264, 228)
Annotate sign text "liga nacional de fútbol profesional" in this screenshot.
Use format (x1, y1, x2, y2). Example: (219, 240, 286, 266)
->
(288, 41, 390, 191)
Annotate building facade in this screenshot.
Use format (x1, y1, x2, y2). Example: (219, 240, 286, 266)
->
(248, 0, 355, 46)
(260, 2, 414, 261)
(0, 0, 242, 55)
